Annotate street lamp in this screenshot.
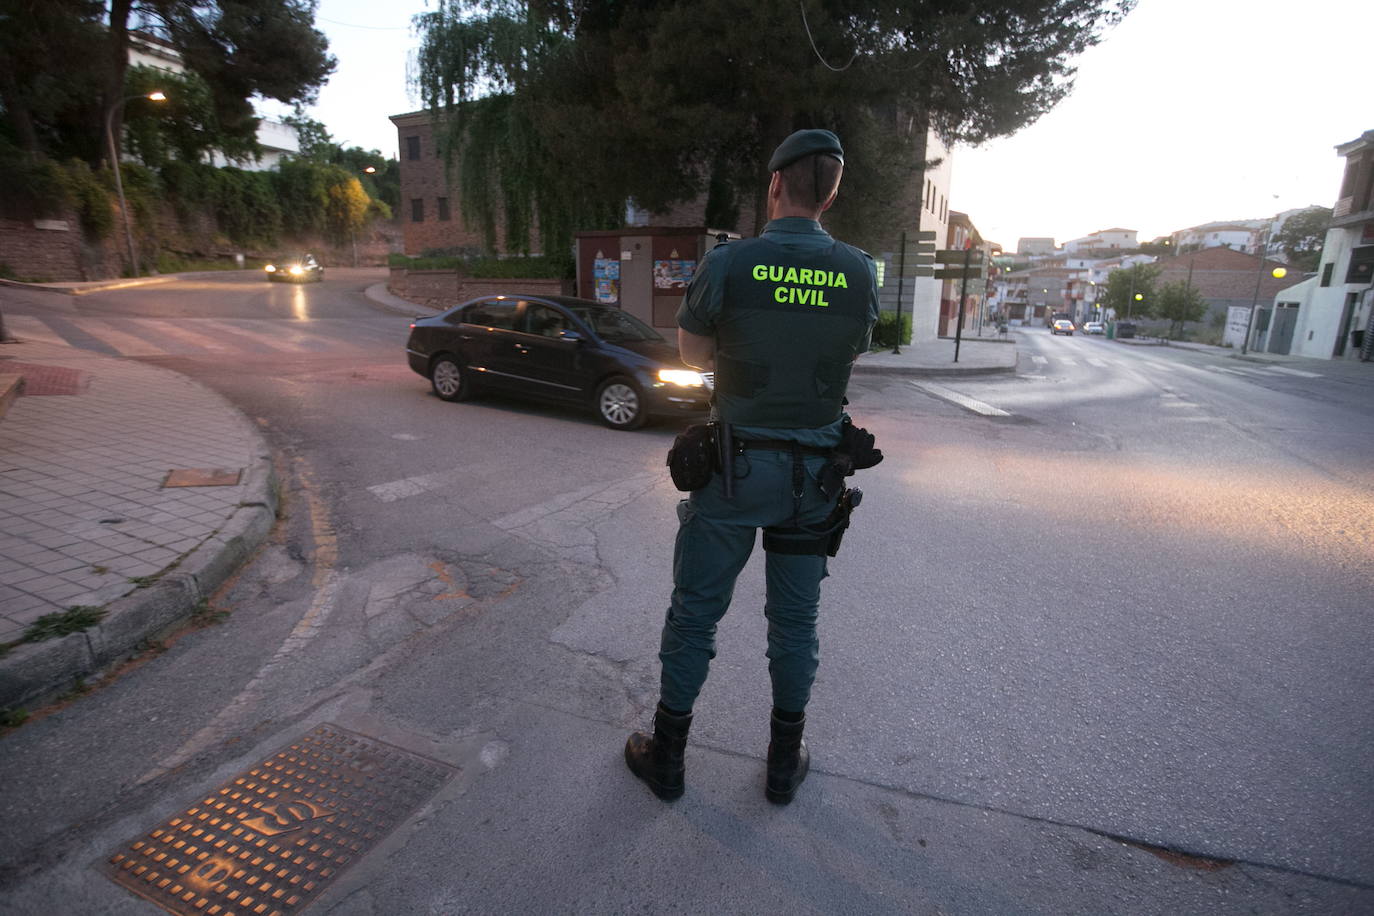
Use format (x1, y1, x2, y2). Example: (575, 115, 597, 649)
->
(105, 90, 167, 275)
(1241, 228, 1288, 355)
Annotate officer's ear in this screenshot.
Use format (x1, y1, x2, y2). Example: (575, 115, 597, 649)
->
(818, 168, 841, 213)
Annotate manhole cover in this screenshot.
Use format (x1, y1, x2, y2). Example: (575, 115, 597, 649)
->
(103, 724, 456, 915)
(163, 468, 242, 488)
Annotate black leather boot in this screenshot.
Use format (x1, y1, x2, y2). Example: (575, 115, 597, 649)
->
(625, 703, 692, 800)
(765, 711, 810, 805)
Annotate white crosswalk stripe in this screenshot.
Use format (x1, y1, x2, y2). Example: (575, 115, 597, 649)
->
(83, 319, 179, 356)
(5, 315, 68, 346)
(1265, 365, 1322, 378)
(1087, 358, 1110, 367)
(1031, 355, 1048, 365)
(4, 314, 399, 358)
(1058, 357, 1078, 366)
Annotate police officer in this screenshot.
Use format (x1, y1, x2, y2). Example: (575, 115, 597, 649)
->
(625, 129, 880, 804)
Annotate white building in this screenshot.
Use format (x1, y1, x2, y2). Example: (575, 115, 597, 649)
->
(127, 31, 299, 171)
(1016, 237, 1056, 256)
(1063, 228, 1137, 253)
(878, 128, 953, 343)
(1171, 219, 1266, 254)
(1257, 130, 1374, 359)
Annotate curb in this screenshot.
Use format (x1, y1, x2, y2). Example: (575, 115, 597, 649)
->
(0, 443, 280, 713)
(852, 361, 1018, 378)
(0, 275, 180, 296)
(362, 283, 438, 318)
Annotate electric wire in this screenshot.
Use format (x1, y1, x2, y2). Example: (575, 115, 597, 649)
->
(799, 1, 859, 72)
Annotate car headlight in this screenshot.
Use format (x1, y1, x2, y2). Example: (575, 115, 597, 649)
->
(265, 264, 276, 273)
(657, 369, 705, 387)
(289, 265, 304, 275)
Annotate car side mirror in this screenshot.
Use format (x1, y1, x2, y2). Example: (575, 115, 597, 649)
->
(558, 329, 583, 343)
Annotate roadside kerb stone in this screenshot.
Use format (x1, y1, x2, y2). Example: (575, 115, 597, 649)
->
(0, 449, 279, 713)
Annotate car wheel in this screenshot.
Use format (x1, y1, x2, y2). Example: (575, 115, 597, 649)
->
(596, 376, 647, 430)
(431, 355, 474, 402)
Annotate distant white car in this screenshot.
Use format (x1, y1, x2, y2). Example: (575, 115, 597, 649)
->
(1051, 319, 1075, 336)
(1084, 321, 1105, 335)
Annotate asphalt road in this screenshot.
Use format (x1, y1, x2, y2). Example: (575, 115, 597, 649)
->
(1, 273, 1371, 914)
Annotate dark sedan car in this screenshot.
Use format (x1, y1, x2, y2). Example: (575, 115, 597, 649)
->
(405, 294, 711, 429)
(264, 252, 323, 282)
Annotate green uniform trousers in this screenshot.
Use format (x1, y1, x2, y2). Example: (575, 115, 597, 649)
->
(658, 447, 835, 713)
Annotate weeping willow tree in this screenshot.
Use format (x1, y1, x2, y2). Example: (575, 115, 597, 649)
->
(412, 0, 1134, 256)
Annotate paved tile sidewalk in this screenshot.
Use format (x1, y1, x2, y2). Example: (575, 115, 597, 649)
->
(0, 338, 261, 645)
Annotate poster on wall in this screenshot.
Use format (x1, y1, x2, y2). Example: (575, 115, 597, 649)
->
(653, 259, 696, 290)
(593, 258, 620, 303)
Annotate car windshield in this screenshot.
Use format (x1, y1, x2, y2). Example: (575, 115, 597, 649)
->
(565, 305, 663, 343)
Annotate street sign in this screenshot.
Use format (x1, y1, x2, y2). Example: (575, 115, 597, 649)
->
(934, 249, 985, 264)
(912, 231, 938, 241)
(933, 267, 983, 280)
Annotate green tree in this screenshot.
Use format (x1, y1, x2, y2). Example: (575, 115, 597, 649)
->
(412, 0, 1134, 255)
(1154, 279, 1208, 338)
(1103, 262, 1160, 319)
(0, 0, 333, 166)
(123, 65, 260, 167)
(1274, 206, 1331, 273)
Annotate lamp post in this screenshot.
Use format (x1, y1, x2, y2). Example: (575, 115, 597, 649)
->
(1241, 228, 1286, 355)
(105, 90, 166, 275)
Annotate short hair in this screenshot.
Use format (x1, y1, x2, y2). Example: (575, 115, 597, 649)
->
(777, 154, 842, 210)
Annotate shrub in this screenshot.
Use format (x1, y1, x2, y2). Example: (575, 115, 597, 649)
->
(871, 311, 912, 349)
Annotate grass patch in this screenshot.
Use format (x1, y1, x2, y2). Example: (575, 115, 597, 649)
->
(22, 605, 105, 642)
(128, 575, 158, 588)
(0, 707, 29, 728)
(190, 600, 229, 626)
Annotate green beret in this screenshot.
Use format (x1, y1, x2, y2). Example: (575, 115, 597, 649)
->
(767, 129, 844, 172)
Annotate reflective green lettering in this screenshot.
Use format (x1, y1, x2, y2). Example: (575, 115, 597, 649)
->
(753, 264, 768, 281)
(774, 286, 788, 303)
(834, 272, 847, 289)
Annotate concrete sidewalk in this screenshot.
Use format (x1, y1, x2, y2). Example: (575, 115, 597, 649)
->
(365, 283, 1020, 377)
(0, 335, 277, 712)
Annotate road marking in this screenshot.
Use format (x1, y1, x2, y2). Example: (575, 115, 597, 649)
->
(368, 470, 458, 502)
(909, 381, 1010, 416)
(5, 315, 70, 347)
(1208, 366, 1250, 376)
(84, 319, 178, 356)
(1031, 355, 1048, 365)
(1265, 365, 1322, 378)
(1058, 357, 1078, 366)
(1087, 358, 1109, 367)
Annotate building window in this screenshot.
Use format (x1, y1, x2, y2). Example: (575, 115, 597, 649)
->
(1346, 246, 1374, 285)
(406, 136, 420, 160)
(437, 197, 451, 221)
(411, 198, 424, 222)
(1320, 263, 1334, 287)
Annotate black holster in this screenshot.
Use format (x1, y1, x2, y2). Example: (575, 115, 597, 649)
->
(666, 423, 715, 491)
(762, 487, 863, 558)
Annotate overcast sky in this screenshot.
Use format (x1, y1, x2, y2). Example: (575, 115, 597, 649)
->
(291, 0, 1372, 248)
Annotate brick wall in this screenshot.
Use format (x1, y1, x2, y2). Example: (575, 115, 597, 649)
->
(0, 214, 121, 281)
(388, 268, 571, 311)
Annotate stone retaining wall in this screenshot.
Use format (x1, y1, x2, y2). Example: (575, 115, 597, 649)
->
(388, 268, 571, 311)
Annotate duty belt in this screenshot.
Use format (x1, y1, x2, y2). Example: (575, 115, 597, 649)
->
(733, 438, 833, 457)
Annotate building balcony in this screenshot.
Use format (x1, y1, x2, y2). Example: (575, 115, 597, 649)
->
(1331, 196, 1374, 228)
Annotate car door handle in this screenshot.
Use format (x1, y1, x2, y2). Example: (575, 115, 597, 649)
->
(513, 344, 530, 354)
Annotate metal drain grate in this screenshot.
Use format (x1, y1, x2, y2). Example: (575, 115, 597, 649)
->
(104, 724, 456, 915)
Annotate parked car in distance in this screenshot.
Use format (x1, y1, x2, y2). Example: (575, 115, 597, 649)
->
(1083, 321, 1105, 335)
(1051, 319, 1075, 336)
(1115, 321, 1137, 339)
(405, 294, 711, 430)
(265, 253, 323, 282)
